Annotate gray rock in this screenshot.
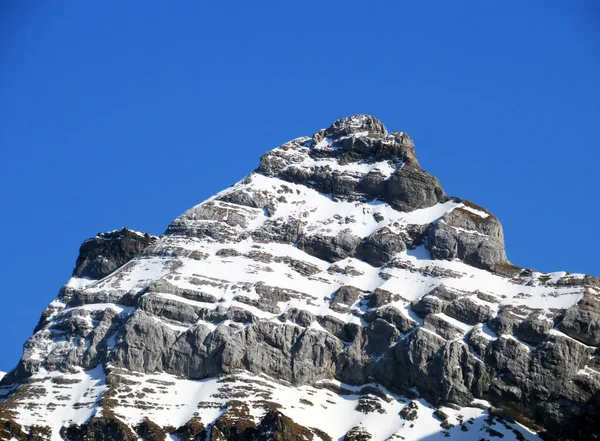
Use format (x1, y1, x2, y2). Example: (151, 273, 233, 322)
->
(114, 310, 180, 373)
(252, 217, 305, 244)
(165, 201, 260, 241)
(308, 167, 362, 200)
(411, 296, 445, 318)
(374, 328, 446, 391)
(377, 132, 419, 166)
(297, 229, 361, 262)
(272, 256, 321, 276)
(367, 288, 400, 308)
(324, 115, 387, 139)
(444, 297, 492, 325)
(427, 285, 461, 302)
(423, 314, 465, 340)
(254, 282, 308, 307)
(317, 315, 355, 342)
(138, 294, 202, 325)
(254, 410, 316, 441)
(487, 306, 523, 336)
(364, 319, 401, 355)
(335, 331, 370, 385)
(221, 306, 259, 324)
(384, 166, 446, 212)
(484, 335, 532, 391)
(330, 286, 366, 313)
(363, 306, 417, 334)
(399, 401, 419, 421)
(355, 227, 407, 266)
(279, 165, 312, 186)
(231, 295, 280, 314)
(531, 334, 594, 393)
(426, 341, 488, 405)
(67, 287, 133, 308)
(515, 312, 554, 345)
(218, 188, 268, 209)
(146, 279, 217, 303)
(165, 324, 233, 379)
(280, 308, 316, 327)
(221, 321, 343, 385)
(256, 137, 309, 177)
(465, 326, 493, 356)
(559, 307, 600, 346)
(357, 170, 387, 196)
(334, 135, 378, 156)
(74, 228, 156, 280)
(427, 202, 507, 270)
(216, 248, 241, 257)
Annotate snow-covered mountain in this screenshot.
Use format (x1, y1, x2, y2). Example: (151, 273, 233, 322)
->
(1, 115, 598, 441)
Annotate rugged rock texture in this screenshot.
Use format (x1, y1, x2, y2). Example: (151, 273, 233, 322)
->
(0, 115, 598, 441)
(385, 166, 446, 212)
(356, 227, 407, 266)
(427, 201, 507, 270)
(73, 228, 157, 280)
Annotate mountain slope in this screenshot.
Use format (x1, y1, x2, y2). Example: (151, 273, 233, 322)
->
(1, 115, 598, 441)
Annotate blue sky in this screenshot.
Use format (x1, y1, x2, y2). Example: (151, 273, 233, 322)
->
(1, 1, 599, 371)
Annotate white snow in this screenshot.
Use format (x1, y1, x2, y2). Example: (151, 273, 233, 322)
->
(100, 370, 541, 441)
(312, 137, 336, 151)
(386, 251, 584, 311)
(109, 370, 225, 429)
(63, 303, 133, 315)
(65, 277, 96, 290)
(12, 366, 106, 441)
(456, 204, 490, 218)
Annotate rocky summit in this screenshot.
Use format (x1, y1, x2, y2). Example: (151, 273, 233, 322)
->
(1, 114, 599, 441)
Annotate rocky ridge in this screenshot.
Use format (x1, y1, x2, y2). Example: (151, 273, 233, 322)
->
(0, 115, 598, 441)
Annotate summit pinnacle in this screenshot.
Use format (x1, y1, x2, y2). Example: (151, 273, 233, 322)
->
(324, 114, 388, 138)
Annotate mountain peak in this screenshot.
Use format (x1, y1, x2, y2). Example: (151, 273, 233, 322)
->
(324, 114, 388, 138)
(1, 118, 598, 441)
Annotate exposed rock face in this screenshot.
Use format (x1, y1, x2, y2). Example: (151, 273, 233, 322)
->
(560, 306, 600, 346)
(427, 202, 507, 270)
(323, 114, 387, 139)
(1, 115, 598, 441)
(73, 228, 157, 280)
(297, 230, 362, 262)
(356, 227, 407, 266)
(385, 166, 446, 212)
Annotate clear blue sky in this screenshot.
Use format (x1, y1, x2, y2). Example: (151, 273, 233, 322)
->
(1, 1, 598, 372)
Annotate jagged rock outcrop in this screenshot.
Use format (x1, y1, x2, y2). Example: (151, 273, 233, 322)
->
(0, 115, 598, 441)
(427, 201, 507, 270)
(74, 228, 157, 280)
(355, 227, 407, 266)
